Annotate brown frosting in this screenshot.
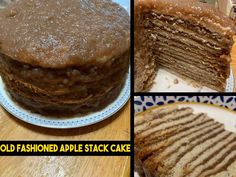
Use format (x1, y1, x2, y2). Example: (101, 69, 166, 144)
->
(0, 0, 130, 68)
(135, 0, 236, 37)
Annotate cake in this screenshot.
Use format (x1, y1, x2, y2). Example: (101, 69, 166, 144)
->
(0, 0, 130, 115)
(134, 0, 236, 92)
(135, 106, 236, 177)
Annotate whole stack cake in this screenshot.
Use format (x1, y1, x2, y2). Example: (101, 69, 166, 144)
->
(0, 0, 130, 115)
(135, 0, 236, 92)
(135, 106, 236, 177)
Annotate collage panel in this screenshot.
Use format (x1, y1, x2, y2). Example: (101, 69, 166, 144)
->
(0, 0, 131, 176)
(134, 96, 236, 177)
(134, 0, 236, 93)
(2, 0, 236, 176)
(134, 1, 236, 177)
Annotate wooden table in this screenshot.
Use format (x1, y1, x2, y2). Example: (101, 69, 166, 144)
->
(0, 101, 130, 177)
(0, 156, 130, 177)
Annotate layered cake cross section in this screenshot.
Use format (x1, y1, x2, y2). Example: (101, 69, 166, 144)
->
(135, 106, 236, 177)
(135, 0, 236, 92)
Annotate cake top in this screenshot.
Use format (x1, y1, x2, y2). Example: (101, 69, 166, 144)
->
(135, 0, 236, 37)
(0, 0, 130, 68)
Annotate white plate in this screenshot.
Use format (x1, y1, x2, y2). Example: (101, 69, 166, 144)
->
(134, 102, 236, 177)
(150, 68, 234, 92)
(0, 0, 130, 129)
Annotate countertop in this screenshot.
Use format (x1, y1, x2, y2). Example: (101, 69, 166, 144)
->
(0, 101, 130, 177)
(0, 156, 130, 177)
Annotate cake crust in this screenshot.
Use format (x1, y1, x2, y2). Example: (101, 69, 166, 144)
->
(135, 0, 236, 36)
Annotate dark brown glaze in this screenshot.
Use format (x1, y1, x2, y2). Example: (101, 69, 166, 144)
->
(0, 0, 130, 68)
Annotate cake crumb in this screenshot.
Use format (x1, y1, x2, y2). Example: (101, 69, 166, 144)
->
(174, 78, 179, 84)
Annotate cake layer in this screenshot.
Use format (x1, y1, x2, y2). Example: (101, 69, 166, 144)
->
(136, 108, 196, 141)
(0, 56, 128, 100)
(149, 33, 230, 64)
(0, 53, 129, 103)
(198, 151, 236, 177)
(158, 61, 226, 91)
(145, 125, 227, 177)
(135, 48, 156, 92)
(139, 118, 218, 162)
(0, 51, 129, 90)
(157, 44, 228, 69)
(142, 12, 233, 51)
(8, 82, 124, 116)
(134, 105, 178, 126)
(158, 51, 228, 77)
(169, 133, 235, 177)
(2, 72, 125, 103)
(135, 107, 193, 135)
(142, 117, 214, 147)
(2, 67, 126, 115)
(158, 54, 228, 79)
(146, 28, 225, 56)
(185, 139, 236, 177)
(157, 65, 225, 88)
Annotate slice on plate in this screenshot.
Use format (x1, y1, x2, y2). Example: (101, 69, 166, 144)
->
(135, 105, 236, 177)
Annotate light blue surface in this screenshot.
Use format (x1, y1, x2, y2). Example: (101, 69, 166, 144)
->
(113, 0, 130, 14)
(0, 0, 130, 129)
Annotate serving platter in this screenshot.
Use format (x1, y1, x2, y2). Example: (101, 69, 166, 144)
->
(150, 68, 234, 92)
(134, 96, 236, 177)
(0, 0, 130, 129)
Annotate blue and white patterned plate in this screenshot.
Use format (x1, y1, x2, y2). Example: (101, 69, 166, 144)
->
(134, 96, 236, 113)
(0, 0, 130, 129)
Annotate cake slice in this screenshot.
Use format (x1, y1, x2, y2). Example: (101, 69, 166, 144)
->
(135, 106, 236, 177)
(135, 0, 236, 92)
